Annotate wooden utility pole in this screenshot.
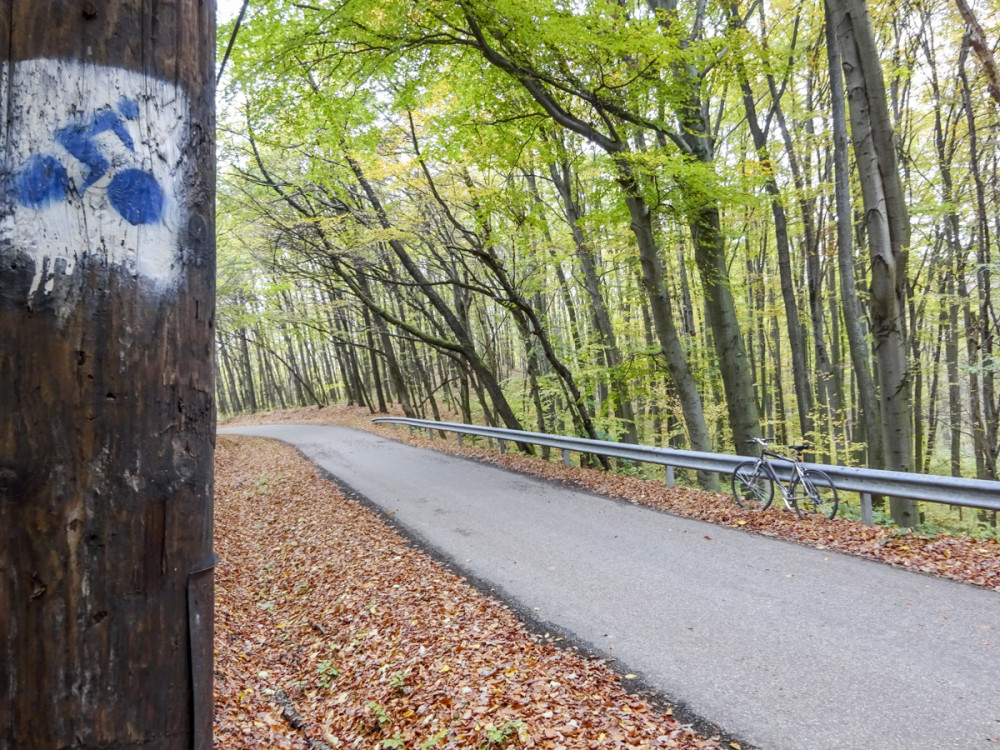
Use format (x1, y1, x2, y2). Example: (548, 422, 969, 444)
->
(1, 2, 215, 747)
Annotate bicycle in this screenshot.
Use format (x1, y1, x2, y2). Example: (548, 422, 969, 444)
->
(731, 438, 839, 520)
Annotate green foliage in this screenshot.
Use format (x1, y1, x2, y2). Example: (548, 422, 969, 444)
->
(419, 729, 448, 749)
(976, 523, 1000, 542)
(367, 700, 392, 728)
(482, 719, 526, 748)
(216, 0, 1000, 506)
(316, 659, 340, 688)
(388, 669, 409, 695)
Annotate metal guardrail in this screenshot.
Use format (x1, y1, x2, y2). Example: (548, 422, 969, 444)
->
(372, 417, 1000, 522)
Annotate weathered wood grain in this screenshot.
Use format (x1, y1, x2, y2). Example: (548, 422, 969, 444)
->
(0, 1, 215, 747)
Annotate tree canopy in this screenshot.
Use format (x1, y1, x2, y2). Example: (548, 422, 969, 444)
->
(215, 0, 1000, 525)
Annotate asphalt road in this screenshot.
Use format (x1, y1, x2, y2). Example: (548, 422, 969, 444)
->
(220, 423, 1000, 750)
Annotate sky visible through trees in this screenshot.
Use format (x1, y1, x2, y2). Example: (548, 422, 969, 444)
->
(214, 0, 1000, 527)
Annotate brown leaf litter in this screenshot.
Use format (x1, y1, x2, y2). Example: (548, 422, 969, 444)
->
(216, 405, 999, 749)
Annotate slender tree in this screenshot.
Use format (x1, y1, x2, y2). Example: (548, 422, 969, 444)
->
(828, 0, 918, 525)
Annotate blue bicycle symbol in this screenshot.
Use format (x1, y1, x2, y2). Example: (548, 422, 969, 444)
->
(12, 96, 164, 226)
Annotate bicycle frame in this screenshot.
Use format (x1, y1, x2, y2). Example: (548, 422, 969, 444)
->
(733, 438, 839, 520)
(753, 450, 809, 507)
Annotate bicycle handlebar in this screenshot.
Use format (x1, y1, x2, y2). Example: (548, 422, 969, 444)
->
(746, 438, 812, 453)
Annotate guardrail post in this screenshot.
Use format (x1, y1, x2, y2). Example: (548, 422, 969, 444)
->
(665, 465, 675, 488)
(562, 448, 571, 467)
(408, 425, 413, 435)
(457, 434, 463, 447)
(427, 427, 434, 440)
(498, 439, 506, 454)
(861, 492, 874, 525)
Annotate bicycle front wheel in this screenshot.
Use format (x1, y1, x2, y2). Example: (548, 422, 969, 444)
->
(732, 461, 774, 511)
(790, 469, 839, 520)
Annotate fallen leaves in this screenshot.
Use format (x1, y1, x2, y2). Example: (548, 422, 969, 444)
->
(214, 434, 728, 749)
(218, 404, 1000, 750)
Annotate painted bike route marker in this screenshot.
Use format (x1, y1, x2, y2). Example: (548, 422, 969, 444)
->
(2, 59, 190, 296)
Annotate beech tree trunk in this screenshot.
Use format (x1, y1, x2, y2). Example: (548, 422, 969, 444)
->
(825, 0, 884, 470)
(647, 0, 762, 455)
(0, 1, 215, 746)
(830, 0, 918, 526)
(735, 64, 815, 445)
(959, 44, 1000, 479)
(625, 187, 718, 488)
(953, 0, 1000, 106)
(548, 160, 639, 444)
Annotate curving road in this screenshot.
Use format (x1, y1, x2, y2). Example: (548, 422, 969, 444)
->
(220, 423, 1000, 750)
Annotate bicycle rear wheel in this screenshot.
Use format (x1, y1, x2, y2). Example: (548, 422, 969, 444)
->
(790, 469, 839, 520)
(731, 461, 774, 511)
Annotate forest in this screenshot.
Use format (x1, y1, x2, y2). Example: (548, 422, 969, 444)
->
(214, 0, 1000, 527)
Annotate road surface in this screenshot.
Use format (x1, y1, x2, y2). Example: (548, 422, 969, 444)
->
(220, 423, 1000, 750)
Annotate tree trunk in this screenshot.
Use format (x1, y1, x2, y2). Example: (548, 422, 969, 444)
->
(830, 0, 917, 525)
(733, 22, 815, 446)
(768, 288, 790, 446)
(625, 189, 717, 489)
(381, 329, 415, 417)
(238, 327, 259, 413)
(548, 160, 639, 444)
(825, 0, 884, 470)
(219, 337, 244, 414)
(645, 0, 761, 454)
(959, 45, 1000, 479)
(748, 246, 771, 435)
(923, 284, 945, 474)
(688, 201, 762, 453)
(338, 313, 373, 413)
(362, 306, 388, 413)
(0, 2, 215, 746)
(953, 0, 1000, 106)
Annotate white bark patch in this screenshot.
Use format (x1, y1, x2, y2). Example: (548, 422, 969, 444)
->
(1, 59, 190, 296)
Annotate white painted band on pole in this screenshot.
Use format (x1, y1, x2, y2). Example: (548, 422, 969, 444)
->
(2, 59, 190, 296)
